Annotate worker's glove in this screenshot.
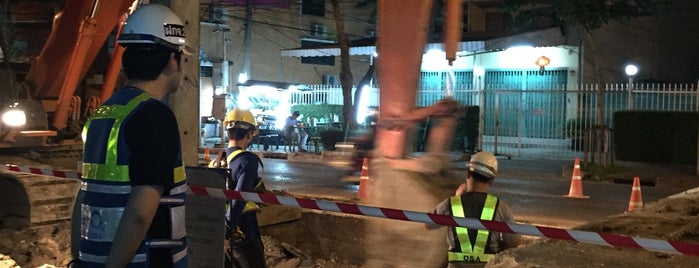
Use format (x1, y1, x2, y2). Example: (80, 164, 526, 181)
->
(232, 226, 246, 243)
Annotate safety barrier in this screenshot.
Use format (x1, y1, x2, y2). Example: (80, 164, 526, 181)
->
(3, 164, 699, 257)
(1, 164, 81, 179)
(188, 185, 699, 257)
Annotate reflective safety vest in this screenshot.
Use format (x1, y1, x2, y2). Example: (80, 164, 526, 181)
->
(79, 90, 187, 268)
(448, 194, 498, 263)
(219, 149, 267, 214)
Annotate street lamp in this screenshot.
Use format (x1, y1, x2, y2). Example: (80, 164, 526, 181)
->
(535, 56, 551, 75)
(625, 64, 638, 109)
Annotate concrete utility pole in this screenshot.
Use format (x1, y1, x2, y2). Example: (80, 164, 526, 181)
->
(152, 0, 201, 166)
(242, 0, 252, 78)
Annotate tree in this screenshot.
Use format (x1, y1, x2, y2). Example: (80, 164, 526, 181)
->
(0, 0, 17, 62)
(500, 0, 669, 163)
(329, 0, 355, 132)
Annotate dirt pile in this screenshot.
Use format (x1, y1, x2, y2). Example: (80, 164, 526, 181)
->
(0, 221, 71, 268)
(488, 189, 699, 267)
(0, 224, 358, 268)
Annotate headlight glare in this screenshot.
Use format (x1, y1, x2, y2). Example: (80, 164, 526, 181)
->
(2, 109, 27, 127)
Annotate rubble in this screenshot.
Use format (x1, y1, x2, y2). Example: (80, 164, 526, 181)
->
(0, 222, 360, 268)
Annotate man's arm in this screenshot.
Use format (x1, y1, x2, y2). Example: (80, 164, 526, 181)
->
(496, 201, 521, 249)
(425, 200, 449, 230)
(105, 185, 163, 268)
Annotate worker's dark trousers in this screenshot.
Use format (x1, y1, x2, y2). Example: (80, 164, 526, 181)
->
(225, 237, 266, 268)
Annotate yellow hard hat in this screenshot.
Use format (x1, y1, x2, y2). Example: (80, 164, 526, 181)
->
(223, 108, 258, 136)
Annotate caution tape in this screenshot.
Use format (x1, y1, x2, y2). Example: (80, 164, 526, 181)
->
(188, 184, 699, 257)
(2, 164, 699, 256)
(1, 164, 81, 180)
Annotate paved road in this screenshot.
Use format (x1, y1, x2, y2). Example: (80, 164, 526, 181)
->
(260, 157, 686, 229)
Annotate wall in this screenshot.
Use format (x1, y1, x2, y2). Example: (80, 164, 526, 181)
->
(199, 1, 375, 90)
(581, 0, 698, 83)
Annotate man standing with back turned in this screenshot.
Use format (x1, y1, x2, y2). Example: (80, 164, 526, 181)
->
(71, 4, 192, 267)
(219, 108, 267, 268)
(427, 151, 520, 267)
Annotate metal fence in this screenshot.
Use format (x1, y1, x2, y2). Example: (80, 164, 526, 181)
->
(292, 82, 699, 160)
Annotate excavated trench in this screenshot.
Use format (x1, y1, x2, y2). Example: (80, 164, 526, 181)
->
(260, 208, 368, 265)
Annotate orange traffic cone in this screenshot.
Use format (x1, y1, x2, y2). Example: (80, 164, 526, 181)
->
(204, 147, 211, 161)
(357, 158, 371, 200)
(627, 176, 643, 212)
(564, 158, 589, 199)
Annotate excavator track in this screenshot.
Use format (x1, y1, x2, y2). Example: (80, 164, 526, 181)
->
(0, 150, 82, 228)
(0, 170, 80, 227)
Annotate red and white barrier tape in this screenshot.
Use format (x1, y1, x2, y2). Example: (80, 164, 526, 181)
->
(188, 184, 699, 257)
(3, 164, 698, 256)
(1, 164, 81, 180)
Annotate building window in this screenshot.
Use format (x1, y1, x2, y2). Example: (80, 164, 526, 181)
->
(200, 66, 213, 77)
(302, 0, 325, 17)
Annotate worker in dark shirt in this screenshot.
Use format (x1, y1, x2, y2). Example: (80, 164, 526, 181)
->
(220, 108, 267, 268)
(71, 4, 193, 268)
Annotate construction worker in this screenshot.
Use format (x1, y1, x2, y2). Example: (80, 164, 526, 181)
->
(427, 151, 520, 267)
(220, 108, 267, 268)
(70, 4, 191, 268)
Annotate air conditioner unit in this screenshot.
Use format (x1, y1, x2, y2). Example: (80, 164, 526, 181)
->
(323, 74, 339, 85)
(310, 23, 327, 37)
(211, 7, 227, 23)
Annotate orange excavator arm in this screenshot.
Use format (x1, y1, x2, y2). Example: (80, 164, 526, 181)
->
(24, 0, 135, 131)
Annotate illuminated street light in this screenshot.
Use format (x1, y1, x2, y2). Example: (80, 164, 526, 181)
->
(625, 64, 638, 76)
(535, 56, 551, 75)
(625, 64, 639, 109)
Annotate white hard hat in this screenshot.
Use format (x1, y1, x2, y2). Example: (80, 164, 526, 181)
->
(469, 151, 498, 179)
(118, 4, 191, 54)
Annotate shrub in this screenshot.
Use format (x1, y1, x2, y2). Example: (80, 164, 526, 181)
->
(319, 128, 345, 150)
(291, 104, 343, 122)
(562, 118, 594, 138)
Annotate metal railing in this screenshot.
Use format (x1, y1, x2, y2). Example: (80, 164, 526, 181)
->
(291, 82, 699, 160)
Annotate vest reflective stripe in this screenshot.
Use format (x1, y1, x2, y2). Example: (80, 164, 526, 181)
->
(146, 239, 185, 247)
(79, 90, 187, 266)
(79, 248, 187, 265)
(173, 247, 187, 264)
(173, 165, 185, 184)
(447, 251, 493, 263)
(160, 197, 186, 205)
(80, 252, 148, 264)
(449, 194, 497, 263)
(80, 181, 132, 194)
(169, 183, 188, 196)
(81, 162, 130, 182)
(81, 153, 185, 184)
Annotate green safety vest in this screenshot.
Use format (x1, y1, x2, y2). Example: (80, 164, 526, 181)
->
(79, 90, 187, 267)
(448, 194, 498, 263)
